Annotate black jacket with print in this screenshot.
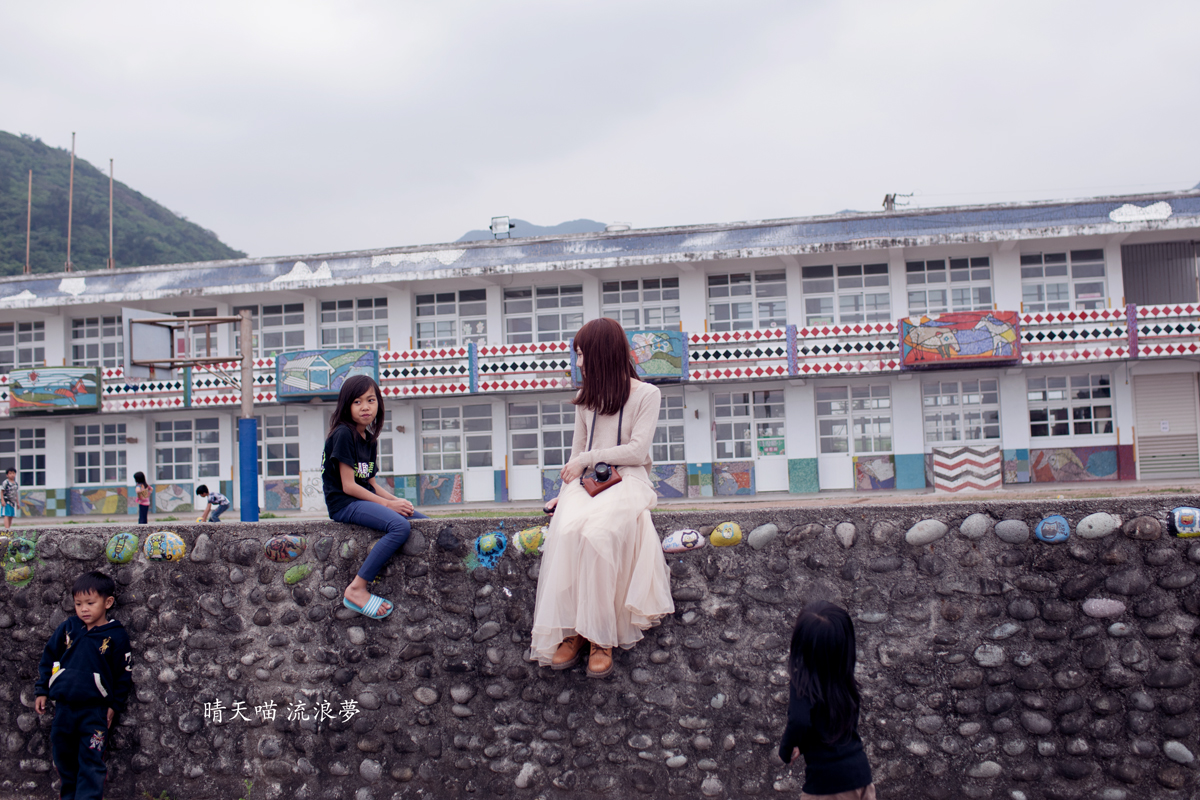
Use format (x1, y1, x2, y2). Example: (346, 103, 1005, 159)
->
(35, 616, 133, 714)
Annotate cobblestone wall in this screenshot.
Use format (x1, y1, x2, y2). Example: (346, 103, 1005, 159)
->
(3, 495, 1200, 800)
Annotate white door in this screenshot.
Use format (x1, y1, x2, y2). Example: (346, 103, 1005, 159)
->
(1134, 374, 1200, 479)
(816, 385, 894, 490)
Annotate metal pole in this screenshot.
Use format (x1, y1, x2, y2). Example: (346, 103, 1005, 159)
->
(108, 158, 114, 269)
(24, 170, 32, 275)
(66, 132, 75, 271)
(238, 308, 260, 522)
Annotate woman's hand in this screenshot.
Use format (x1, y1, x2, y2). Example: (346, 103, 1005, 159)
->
(544, 497, 558, 513)
(560, 459, 584, 483)
(388, 498, 415, 516)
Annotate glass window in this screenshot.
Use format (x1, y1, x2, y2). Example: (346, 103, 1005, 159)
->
(1027, 373, 1113, 437)
(708, 271, 787, 331)
(321, 298, 389, 350)
(155, 418, 221, 481)
(504, 286, 583, 344)
(803, 265, 890, 325)
(0, 427, 47, 486)
(507, 400, 575, 467)
(258, 413, 300, 477)
(923, 380, 1000, 444)
(816, 385, 892, 455)
(603, 277, 681, 331)
(714, 390, 785, 458)
(654, 393, 686, 463)
(170, 308, 220, 358)
(907, 257, 992, 315)
(71, 316, 123, 369)
(1020, 251, 1107, 312)
(0, 321, 45, 374)
(233, 304, 306, 358)
(73, 423, 127, 484)
(415, 290, 486, 347)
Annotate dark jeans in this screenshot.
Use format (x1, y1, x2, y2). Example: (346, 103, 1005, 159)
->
(51, 703, 108, 800)
(209, 503, 230, 522)
(331, 500, 427, 582)
(137, 504, 149, 525)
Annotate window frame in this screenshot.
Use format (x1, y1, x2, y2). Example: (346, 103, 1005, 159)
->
(1020, 250, 1107, 312)
(602, 277, 681, 331)
(1027, 372, 1114, 439)
(707, 271, 787, 332)
(713, 389, 786, 460)
(155, 417, 221, 482)
(653, 392, 686, 463)
(0, 320, 46, 374)
(922, 378, 1001, 446)
(233, 304, 308, 359)
(0, 426, 47, 487)
(507, 399, 576, 469)
(503, 285, 583, 344)
(815, 385, 893, 457)
(417, 402, 494, 472)
(257, 412, 300, 477)
(320, 297, 389, 351)
(73, 422, 128, 485)
(906, 257, 993, 316)
(70, 315, 123, 369)
(414, 290, 485, 348)
(802, 264, 890, 326)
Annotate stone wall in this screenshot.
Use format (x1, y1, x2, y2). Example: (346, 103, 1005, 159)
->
(3, 495, 1200, 800)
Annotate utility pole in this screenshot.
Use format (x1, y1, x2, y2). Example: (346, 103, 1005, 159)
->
(65, 132, 75, 272)
(108, 158, 115, 269)
(238, 308, 260, 522)
(24, 170, 32, 275)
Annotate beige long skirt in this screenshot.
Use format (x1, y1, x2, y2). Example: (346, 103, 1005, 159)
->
(529, 474, 675, 665)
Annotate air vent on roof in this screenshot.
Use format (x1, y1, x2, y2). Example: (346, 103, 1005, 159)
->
(605, 223, 631, 232)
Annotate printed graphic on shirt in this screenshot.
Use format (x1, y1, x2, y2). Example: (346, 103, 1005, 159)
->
(99, 637, 110, 655)
(356, 462, 374, 478)
(64, 632, 73, 650)
(125, 651, 132, 671)
(88, 729, 105, 751)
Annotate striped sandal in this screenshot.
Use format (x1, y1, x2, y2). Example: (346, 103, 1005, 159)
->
(342, 594, 393, 620)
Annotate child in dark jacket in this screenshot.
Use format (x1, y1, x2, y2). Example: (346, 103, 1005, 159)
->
(778, 601, 875, 800)
(35, 571, 133, 800)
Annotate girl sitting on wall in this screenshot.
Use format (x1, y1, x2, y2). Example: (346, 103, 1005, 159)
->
(322, 374, 426, 620)
(530, 317, 674, 678)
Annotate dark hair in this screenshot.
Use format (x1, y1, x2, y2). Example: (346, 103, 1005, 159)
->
(133, 471, 146, 486)
(788, 601, 861, 743)
(4, 467, 14, 474)
(327, 374, 384, 445)
(73, 570, 116, 599)
(196, 485, 209, 495)
(571, 317, 639, 415)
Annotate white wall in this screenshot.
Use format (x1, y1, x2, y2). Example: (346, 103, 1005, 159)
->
(891, 376, 924, 455)
(682, 385, 713, 464)
(784, 382, 815, 459)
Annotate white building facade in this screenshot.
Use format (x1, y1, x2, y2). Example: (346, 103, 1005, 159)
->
(2, 191, 1199, 516)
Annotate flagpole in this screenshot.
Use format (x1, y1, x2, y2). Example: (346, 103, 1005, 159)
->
(65, 132, 75, 272)
(108, 158, 115, 269)
(25, 169, 32, 274)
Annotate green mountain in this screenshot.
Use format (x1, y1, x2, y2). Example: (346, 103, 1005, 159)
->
(0, 130, 245, 276)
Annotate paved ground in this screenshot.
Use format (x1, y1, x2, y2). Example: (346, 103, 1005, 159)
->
(6, 477, 1200, 528)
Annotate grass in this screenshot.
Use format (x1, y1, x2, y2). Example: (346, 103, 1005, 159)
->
(237, 779, 253, 800)
(143, 792, 173, 800)
(259, 512, 279, 519)
(160, 516, 179, 521)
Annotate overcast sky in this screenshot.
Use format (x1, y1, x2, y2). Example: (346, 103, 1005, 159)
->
(4, 1, 1198, 259)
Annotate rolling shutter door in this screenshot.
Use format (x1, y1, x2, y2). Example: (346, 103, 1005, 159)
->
(1134, 374, 1200, 478)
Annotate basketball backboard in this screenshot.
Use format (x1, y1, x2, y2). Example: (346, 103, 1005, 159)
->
(122, 308, 174, 381)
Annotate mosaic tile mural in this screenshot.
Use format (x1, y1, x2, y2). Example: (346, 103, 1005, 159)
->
(1030, 446, 1118, 483)
(18, 489, 66, 517)
(69, 486, 129, 517)
(788, 458, 819, 494)
(712, 461, 755, 496)
(494, 470, 509, 503)
(1003, 449, 1031, 484)
(894, 454, 927, 490)
(650, 463, 688, 499)
(853, 455, 896, 490)
(263, 479, 301, 511)
(419, 473, 463, 505)
(380, 475, 420, 502)
(687, 463, 713, 498)
(154, 483, 194, 514)
(541, 469, 563, 504)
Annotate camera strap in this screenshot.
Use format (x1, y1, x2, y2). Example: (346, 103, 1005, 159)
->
(586, 407, 624, 452)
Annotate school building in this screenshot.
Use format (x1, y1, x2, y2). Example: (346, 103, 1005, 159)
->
(1, 190, 1199, 516)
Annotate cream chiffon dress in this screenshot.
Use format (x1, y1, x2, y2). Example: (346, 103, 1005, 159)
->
(529, 380, 675, 665)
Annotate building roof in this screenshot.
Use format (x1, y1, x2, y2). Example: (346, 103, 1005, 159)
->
(3, 190, 1199, 309)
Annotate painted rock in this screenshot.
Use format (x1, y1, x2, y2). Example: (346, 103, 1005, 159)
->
(709, 522, 742, 547)
(476, 531, 508, 568)
(143, 531, 186, 562)
(105, 532, 139, 564)
(515, 526, 548, 556)
(662, 529, 706, 553)
(284, 564, 313, 585)
(1035, 515, 1070, 544)
(6, 537, 36, 563)
(1169, 507, 1200, 537)
(264, 535, 307, 563)
(5, 565, 32, 585)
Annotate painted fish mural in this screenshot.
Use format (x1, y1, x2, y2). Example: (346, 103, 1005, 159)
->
(8, 367, 101, 412)
(900, 311, 1020, 369)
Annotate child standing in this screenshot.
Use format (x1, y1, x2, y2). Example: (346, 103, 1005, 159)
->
(778, 601, 875, 800)
(133, 472, 151, 525)
(195, 485, 230, 522)
(35, 571, 133, 800)
(1, 467, 17, 530)
(323, 374, 426, 620)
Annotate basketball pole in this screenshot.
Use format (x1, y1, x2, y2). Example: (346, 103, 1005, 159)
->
(238, 309, 260, 522)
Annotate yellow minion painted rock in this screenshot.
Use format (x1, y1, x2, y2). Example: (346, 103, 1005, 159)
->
(515, 525, 548, 556)
(710, 522, 742, 547)
(143, 531, 186, 562)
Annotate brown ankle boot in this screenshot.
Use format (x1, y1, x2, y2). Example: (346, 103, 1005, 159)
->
(552, 635, 586, 670)
(586, 645, 613, 679)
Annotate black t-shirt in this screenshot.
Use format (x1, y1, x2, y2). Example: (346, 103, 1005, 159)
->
(778, 694, 872, 795)
(322, 424, 378, 516)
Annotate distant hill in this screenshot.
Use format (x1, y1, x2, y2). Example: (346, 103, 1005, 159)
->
(457, 218, 609, 242)
(0, 131, 245, 276)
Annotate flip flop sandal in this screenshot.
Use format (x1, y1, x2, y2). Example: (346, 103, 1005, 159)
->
(343, 594, 393, 620)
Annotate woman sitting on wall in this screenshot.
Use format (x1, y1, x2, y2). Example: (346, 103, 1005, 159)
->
(530, 317, 675, 678)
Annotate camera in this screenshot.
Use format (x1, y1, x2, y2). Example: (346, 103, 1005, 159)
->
(594, 462, 612, 482)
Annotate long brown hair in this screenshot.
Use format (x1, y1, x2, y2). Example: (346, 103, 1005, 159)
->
(572, 317, 639, 415)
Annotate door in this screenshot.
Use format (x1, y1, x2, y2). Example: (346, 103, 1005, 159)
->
(1134, 374, 1200, 479)
(816, 385, 894, 490)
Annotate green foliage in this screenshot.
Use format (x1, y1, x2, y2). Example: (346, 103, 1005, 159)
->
(259, 512, 279, 519)
(0, 130, 245, 275)
(161, 515, 179, 521)
(143, 792, 173, 800)
(237, 779, 254, 800)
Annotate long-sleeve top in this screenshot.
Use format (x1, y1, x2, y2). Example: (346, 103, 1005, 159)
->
(778, 694, 873, 795)
(36, 617, 134, 715)
(567, 380, 661, 485)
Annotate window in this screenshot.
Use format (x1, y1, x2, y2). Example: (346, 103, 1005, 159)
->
(463, 404, 494, 468)
(418, 403, 493, 471)
(923, 380, 1000, 444)
(508, 400, 575, 467)
(816, 386, 892, 455)
(707, 272, 787, 331)
(504, 286, 583, 344)
(803, 264, 890, 326)
(1021, 250, 1107, 312)
(0, 321, 45, 374)
(155, 418, 220, 481)
(414, 290, 485, 347)
(714, 390, 786, 459)
(602, 278, 681, 330)
(0, 427, 46, 486)
(171, 309, 219, 358)
(906, 258, 993, 315)
(71, 316, 123, 369)
(260, 413, 300, 476)
(320, 298, 389, 350)
(1028, 374, 1113, 437)
(73, 423, 127, 484)
(378, 410, 395, 474)
(654, 393, 686, 462)
(233, 304, 306, 358)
